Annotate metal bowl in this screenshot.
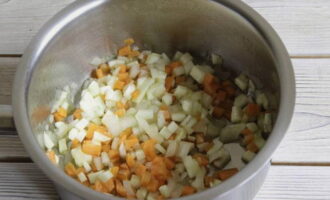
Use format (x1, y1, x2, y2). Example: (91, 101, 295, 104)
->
(13, 0, 295, 199)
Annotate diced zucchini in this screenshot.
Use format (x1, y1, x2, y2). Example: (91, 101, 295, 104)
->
(190, 66, 205, 84)
(231, 106, 242, 123)
(211, 53, 223, 65)
(246, 122, 259, 132)
(234, 94, 248, 108)
(264, 113, 272, 133)
(212, 149, 231, 169)
(220, 123, 246, 143)
(242, 151, 256, 163)
(234, 74, 249, 91)
(256, 92, 269, 110)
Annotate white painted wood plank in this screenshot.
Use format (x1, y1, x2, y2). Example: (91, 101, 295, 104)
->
(272, 59, 330, 163)
(0, 0, 329, 55)
(1, 58, 330, 163)
(0, 135, 27, 160)
(0, 57, 18, 104)
(242, 0, 330, 56)
(0, 164, 329, 200)
(255, 166, 330, 200)
(0, 163, 57, 200)
(0, 0, 75, 55)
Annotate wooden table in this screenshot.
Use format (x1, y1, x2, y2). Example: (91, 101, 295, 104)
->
(1, 0, 330, 199)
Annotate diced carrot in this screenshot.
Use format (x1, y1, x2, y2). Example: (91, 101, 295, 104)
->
(241, 128, 253, 136)
(244, 134, 254, 145)
(146, 177, 159, 192)
(118, 45, 132, 57)
(102, 144, 111, 153)
(204, 82, 220, 96)
(165, 65, 172, 75)
(216, 168, 238, 181)
(212, 107, 225, 118)
(73, 108, 83, 120)
(151, 157, 170, 182)
(117, 168, 130, 180)
(205, 143, 214, 152)
(116, 101, 127, 109)
(216, 90, 227, 101)
(115, 109, 126, 117)
(224, 86, 236, 97)
(195, 132, 205, 144)
(131, 90, 140, 100)
(119, 64, 128, 73)
(118, 72, 129, 81)
(168, 133, 176, 140)
(102, 178, 115, 193)
(181, 186, 196, 196)
(76, 167, 85, 175)
(222, 80, 232, 87)
(140, 171, 152, 187)
(114, 80, 126, 90)
(94, 180, 107, 193)
(169, 156, 181, 163)
(54, 107, 67, 122)
(176, 76, 186, 84)
(134, 163, 147, 177)
(165, 61, 182, 75)
(99, 63, 111, 74)
(163, 110, 171, 121)
(111, 166, 120, 177)
(246, 103, 261, 118)
(222, 99, 234, 110)
(124, 38, 135, 45)
(142, 139, 157, 161)
(115, 179, 127, 197)
(65, 162, 76, 177)
(165, 76, 175, 92)
(204, 176, 215, 187)
(120, 128, 132, 143)
(96, 68, 104, 79)
(86, 123, 109, 139)
(124, 135, 139, 151)
(46, 150, 56, 164)
(224, 109, 232, 120)
(203, 74, 220, 95)
(108, 150, 120, 163)
(71, 139, 80, 149)
(164, 157, 175, 170)
(82, 140, 101, 156)
(130, 50, 140, 57)
(100, 94, 106, 101)
(126, 154, 136, 168)
(91, 162, 98, 172)
(247, 142, 259, 153)
(203, 73, 215, 84)
(193, 154, 209, 166)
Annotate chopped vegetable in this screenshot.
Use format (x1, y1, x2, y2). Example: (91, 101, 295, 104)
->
(41, 39, 276, 199)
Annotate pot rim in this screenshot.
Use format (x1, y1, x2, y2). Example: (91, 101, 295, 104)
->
(12, 0, 295, 199)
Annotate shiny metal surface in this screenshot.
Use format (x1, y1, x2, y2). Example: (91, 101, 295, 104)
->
(12, 0, 295, 199)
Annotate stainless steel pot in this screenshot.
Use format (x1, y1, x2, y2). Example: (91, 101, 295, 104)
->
(12, 0, 295, 199)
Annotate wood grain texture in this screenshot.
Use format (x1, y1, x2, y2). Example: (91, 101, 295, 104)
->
(0, 0, 329, 55)
(242, 0, 330, 56)
(0, 0, 75, 55)
(0, 163, 57, 200)
(0, 57, 19, 104)
(0, 135, 27, 161)
(255, 166, 330, 200)
(272, 59, 330, 164)
(0, 163, 329, 200)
